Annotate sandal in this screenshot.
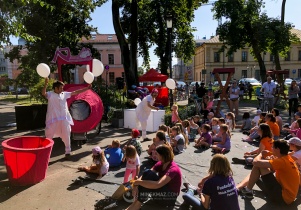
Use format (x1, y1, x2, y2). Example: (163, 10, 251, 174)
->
(77, 166, 85, 171)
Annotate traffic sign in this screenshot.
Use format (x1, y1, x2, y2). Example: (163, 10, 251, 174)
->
(105, 65, 110, 71)
(292, 69, 296, 74)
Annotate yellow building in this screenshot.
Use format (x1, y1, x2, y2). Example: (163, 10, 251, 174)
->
(194, 29, 301, 83)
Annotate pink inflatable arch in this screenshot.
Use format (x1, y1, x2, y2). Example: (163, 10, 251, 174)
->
(64, 84, 103, 133)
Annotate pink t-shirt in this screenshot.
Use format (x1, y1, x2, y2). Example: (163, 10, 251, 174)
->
(172, 110, 178, 123)
(153, 161, 182, 194)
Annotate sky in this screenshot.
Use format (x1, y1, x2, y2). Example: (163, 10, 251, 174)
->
(10, 0, 301, 68)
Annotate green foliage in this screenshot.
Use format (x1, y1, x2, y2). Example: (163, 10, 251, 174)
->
(164, 104, 196, 125)
(30, 78, 54, 103)
(107, 107, 124, 123)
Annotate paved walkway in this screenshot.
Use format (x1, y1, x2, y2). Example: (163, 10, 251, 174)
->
(0, 100, 300, 210)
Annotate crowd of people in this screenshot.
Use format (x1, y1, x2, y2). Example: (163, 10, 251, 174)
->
(42, 77, 301, 209)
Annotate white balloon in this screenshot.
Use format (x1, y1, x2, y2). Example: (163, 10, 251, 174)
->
(36, 63, 50, 78)
(134, 98, 141, 106)
(92, 59, 104, 77)
(166, 78, 176, 89)
(83, 71, 94, 84)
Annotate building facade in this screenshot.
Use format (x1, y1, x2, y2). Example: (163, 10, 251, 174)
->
(194, 29, 301, 84)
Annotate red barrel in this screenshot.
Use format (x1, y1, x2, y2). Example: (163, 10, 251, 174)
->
(2, 136, 54, 186)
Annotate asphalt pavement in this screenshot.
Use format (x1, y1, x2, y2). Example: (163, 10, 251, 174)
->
(0, 99, 300, 210)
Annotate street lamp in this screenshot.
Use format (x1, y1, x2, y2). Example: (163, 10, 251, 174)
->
(166, 15, 173, 108)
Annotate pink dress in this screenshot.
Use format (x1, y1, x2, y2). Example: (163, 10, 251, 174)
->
(172, 110, 178, 124)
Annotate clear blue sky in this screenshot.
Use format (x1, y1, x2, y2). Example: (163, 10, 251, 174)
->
(10, 0, 301, 68)
(89, 0, 301, 68)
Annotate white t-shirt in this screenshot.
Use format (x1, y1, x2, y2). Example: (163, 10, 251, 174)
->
(262, 82, 276, 98)
(174, 134, 185, 153)
(292, 150, 301, 172)
(126, 153, 140, 170)
(94, 158, 109, 175)
(253, 115, 260, 126)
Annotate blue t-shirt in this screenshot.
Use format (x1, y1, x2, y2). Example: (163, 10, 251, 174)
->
(104, 147, 123, 167)
(202, 175, 240, 210)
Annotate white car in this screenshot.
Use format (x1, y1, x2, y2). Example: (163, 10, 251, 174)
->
(284, 78, 293, 86)
(239, 78, 261, 86)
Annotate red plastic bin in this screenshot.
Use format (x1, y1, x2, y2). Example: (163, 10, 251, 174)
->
(2, 136, 54, 186)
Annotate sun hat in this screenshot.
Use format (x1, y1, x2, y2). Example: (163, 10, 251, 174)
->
(132, 128, 140, 138)
(256, 109, 262, 114)
(288, 137, 301, 147)
(92, 146, 102, 155)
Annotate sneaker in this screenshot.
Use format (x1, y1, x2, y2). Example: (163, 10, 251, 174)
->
(241, 187, 254, 199)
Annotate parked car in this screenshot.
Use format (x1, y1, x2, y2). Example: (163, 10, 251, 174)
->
(176, 81, 186, 88)
(284, 78, 293, 86)
(238, 78, 261, 86)
(189, 81, 202, 91)
(213, 81, 228, 87)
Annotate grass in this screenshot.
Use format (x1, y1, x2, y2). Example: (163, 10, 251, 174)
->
(0, 95, 42, 106)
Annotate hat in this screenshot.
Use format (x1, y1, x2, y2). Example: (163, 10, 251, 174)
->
(92, 146, 102, 155)
(288, 137, 301, 147)
(132, 128, 140, 138)
(151, 88, 158, 94)
(256, 109, 262, 114)
(294, 112, 301, 117)
(208, 112, 214, 116)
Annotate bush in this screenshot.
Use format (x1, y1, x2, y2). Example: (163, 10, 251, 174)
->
(30, 78, 54, 103)
(163, 104, 196, 125)
(107, 107, 124, 123)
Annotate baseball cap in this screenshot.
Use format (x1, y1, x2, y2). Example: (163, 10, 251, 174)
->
(256, 109, 262, 114)
(92, 146, 102, 155)
(294, 112, 301, 117)
(288, 137, 301, 147)
(132, 128, 140, 138)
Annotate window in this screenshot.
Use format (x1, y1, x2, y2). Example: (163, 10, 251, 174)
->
(299, 50, 301, 61)
(108, 54, 114, 65)
(107, 35, 113, 40)
(0, 67, 6, 72)
(228, 54, 234, 62)
(270, 54, 274, 62)
(122, 72, 125, 78)
(214, 52, 220, 62)
(298, 69, 301, 78)
(285, 51, 290, 61)
(241, 70, 247, 78)
(109, 72, 115, 83)
(241, 51, 248, 62)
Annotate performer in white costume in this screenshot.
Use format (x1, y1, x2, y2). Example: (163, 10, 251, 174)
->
(136, 88, 159, 141)
(42, 78, 91, 158)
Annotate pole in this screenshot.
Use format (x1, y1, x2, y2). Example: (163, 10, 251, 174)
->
(169, 28, 173, 108)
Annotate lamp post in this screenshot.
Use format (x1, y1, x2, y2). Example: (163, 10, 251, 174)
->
(166, 15, 173, 108)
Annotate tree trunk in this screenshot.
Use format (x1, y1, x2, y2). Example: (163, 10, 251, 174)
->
(130, 0, 138, 85)
(253, 49, 266, 82)
(273, 0, 286, 73)
(112, 0, 138, 90)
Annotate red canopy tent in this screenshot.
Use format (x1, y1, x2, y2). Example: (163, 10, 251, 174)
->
(139, 68, 168, 82)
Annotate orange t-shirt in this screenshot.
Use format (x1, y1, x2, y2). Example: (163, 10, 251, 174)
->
(269, 155, 300, 204)
(267, 121, 280, 137)
(260, 137, 273, 152)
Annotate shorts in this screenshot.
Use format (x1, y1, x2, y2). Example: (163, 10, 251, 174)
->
(260, 173, 286, 205)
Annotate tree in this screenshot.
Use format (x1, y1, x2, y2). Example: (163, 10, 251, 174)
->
(213, 0, 297, 81)
(3, 0, 105, 95)
(112, 0, 208, 89)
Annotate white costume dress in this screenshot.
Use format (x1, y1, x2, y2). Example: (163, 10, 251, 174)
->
(45, 91, 73, 154)
(135, 95, 154, 139)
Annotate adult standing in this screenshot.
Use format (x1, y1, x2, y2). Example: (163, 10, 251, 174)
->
(261, 77, 276, 112)
(197, 82, 207, 99)
(126, 145, 182, 210)
(136, 88, 159, 141)
(288, 80, 299, 117)
(229, 81, 240, 116)
(42, 78, 91, 158)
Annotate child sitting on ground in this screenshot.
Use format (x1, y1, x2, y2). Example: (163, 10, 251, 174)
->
(211, 117, 220, 136)
(195, 124, 212, 149)
(78, 146, 109, 179)
(104, 139, 123, 167)
(123, 145, 140, 183)
(193, 115, 202, 127)
(171, 126, 185, 154)
(212, 124, 231, 154)
(238, 112, 252, 132)
(251, 109, 262, 127)
(226, 112, 236, 131)
(124, 128, 142, 156)
(187, 117, 199, 142)
(182, 120, 190, 137)
(148, 131, 170, 162)
(176, 122, 189, 148)
(212, 118, 226, 142)
(207, 112, 215, 126)
(158, 124, 171, 143)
